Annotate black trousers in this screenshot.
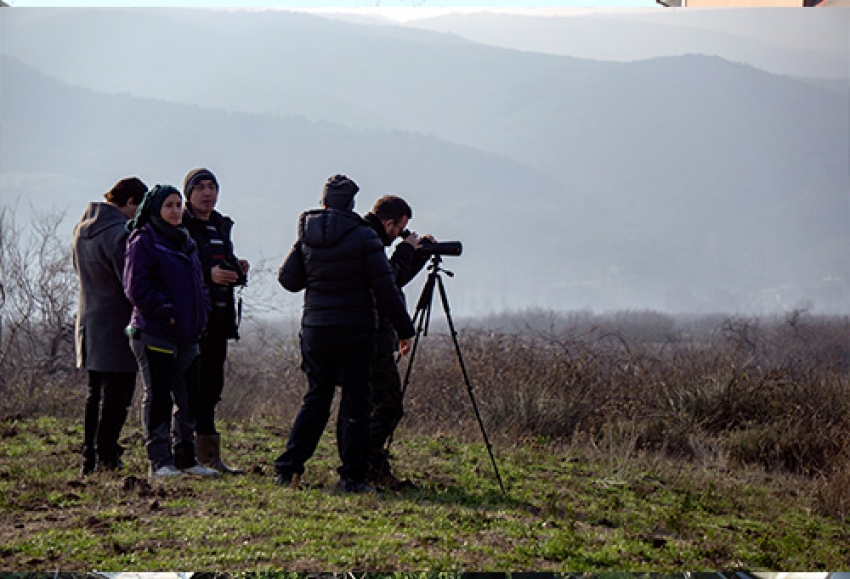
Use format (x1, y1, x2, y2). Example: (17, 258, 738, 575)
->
(368, 351, 404, 474)
(132, 339, 200, 470)
(82, 370, 136, 468)
(195, 334, 228, 435)
(274, 325, 374, 482)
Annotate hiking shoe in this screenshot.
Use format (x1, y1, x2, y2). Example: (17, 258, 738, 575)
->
(277, 472, 303, 489)
(337, 479, 376, 494)
(149, 464, 182, 478)
(80, 461, 96, 477)
(181, 464, 220, 478)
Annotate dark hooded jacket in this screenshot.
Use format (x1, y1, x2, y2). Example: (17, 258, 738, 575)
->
(279, 208, 415, 339)
(72, 202, 137, 372)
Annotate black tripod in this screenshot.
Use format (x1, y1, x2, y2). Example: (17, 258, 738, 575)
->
(387, 254, 506, 494)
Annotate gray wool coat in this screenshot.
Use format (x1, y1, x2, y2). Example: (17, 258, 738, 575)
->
(72, 202, 137, 372)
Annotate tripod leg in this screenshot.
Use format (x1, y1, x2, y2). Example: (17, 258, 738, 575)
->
(435, 275, 506, 495)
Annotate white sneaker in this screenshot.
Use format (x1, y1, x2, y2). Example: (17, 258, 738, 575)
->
(181, 464, 220, 478)
(150, 464, 182, 478)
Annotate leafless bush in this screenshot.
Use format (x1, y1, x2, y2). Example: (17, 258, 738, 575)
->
(219, 317, 305, 424)
(0, 204, 83, 418)
(4, 208, 849, 488)
(813, 458, 850, 523)
(463, 309, 850, 478)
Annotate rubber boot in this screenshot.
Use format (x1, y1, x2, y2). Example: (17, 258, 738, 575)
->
(196, 433, 243, 475)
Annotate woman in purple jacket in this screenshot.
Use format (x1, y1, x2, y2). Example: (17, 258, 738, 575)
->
(123, 184, 217, 479)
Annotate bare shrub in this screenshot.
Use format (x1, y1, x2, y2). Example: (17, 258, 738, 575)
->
(396, 329, 479, 437)
(4, 212, 849, 488)
(467, 328, 621, 440)
(218, 317, 306, 424)
(813, 460, 850, 522)
(439, 309, 850, 479)
(0, 204, 83, 418)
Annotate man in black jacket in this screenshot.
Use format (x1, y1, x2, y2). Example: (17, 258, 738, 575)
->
(182, 168, 250, 474)
(363, 195, 431, 489)
(275, 174, 415, 493)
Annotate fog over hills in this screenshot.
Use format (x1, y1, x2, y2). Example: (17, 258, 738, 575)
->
(403, 10, 849, 80)
(1, 9, 848, 316)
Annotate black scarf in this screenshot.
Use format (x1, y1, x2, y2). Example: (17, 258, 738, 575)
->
(128, 184, 192, 253)
(150, 215, 191, 253)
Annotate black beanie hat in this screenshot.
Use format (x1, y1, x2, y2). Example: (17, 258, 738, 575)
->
(321, 174, 359, 211)
(183, 168, 218, 200)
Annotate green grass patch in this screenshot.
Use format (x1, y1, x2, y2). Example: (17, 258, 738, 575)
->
(1, 416, 848, 571)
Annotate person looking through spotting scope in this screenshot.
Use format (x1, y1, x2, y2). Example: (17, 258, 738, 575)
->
(274, 174, 415, 494)
(363, 195, 433, 490)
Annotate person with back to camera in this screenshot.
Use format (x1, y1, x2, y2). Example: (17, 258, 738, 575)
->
(362, 194, 434, 490)
(181, 168, 250, 475)
(123, 184, 218, 479)
(273, 174, 416, 494)
(72, 176, 148, 476)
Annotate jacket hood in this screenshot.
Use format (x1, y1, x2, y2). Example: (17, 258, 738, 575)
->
(299, 208, 363, 249)
(76, 202, 127, 240)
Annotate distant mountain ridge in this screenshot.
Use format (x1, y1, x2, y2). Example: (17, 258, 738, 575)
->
(403, 12, 849, 80)
(1, 9, 848, 314)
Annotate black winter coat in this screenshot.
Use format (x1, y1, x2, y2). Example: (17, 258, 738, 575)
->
(364, 212, 429, 354)
(279, 208, 415, 340)
(182, 208, 240, 340)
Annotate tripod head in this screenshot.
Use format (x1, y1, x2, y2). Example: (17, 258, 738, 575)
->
(426, 253, 454, 278)
(414, 254, 457, 319)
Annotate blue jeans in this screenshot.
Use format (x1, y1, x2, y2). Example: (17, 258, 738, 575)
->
(274, 326, 375, 482)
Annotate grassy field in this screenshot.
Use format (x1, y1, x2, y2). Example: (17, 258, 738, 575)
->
(3, 209, 850, 572)
(2, 416, 848, 571)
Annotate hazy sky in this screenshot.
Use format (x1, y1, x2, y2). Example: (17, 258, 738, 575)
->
(3, 0, 660, 7)
(2, 2, 846, 315)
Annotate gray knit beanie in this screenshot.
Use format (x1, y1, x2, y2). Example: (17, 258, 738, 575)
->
(321, 174, 359, 211)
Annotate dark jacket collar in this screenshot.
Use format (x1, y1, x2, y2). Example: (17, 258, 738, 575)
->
(364, 212, 392, 247)
(183, 206, 234, 235)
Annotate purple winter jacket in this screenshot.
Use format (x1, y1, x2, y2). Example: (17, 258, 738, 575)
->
(123, 224, 211, 345)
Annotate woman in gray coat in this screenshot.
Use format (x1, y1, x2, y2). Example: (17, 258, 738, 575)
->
(72, 177, 147, 475)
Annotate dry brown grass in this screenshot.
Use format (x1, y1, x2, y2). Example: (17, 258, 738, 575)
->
(359, 309, 850, 480)
(3, 303, 849, 519)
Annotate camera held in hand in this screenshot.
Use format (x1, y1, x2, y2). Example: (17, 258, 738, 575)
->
(220, 257, 248, 286)
(402, 230, 463, 257)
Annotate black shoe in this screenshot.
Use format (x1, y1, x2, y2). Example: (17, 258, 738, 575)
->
(337, 479, 376, 494)
(80, 461, 96, 477)
(274, 472, 302, 490)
